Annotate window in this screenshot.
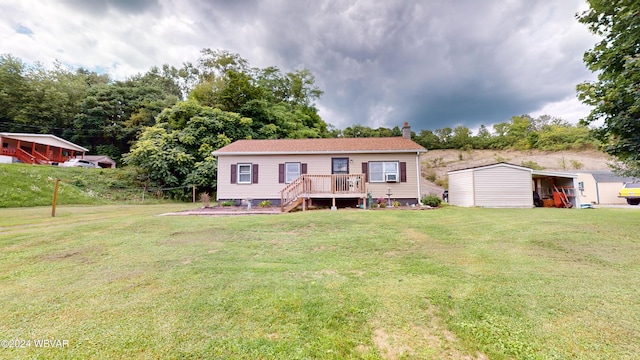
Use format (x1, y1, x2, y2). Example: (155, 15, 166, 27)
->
(332, 158, 349, 174)
(285, 162, 301, 183)
(237, 163, 252, 184)
(369, 161, 399, 182)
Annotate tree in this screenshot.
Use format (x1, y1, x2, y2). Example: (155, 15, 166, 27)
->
(124, 101, 254, 193)
(577, 0, 640, 176)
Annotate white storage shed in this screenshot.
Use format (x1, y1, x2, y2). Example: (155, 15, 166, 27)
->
(447, 163, 579, 208)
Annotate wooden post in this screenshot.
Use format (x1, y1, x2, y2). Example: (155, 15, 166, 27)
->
(52, 179, 60, 217)
(192, 185, 196, 203)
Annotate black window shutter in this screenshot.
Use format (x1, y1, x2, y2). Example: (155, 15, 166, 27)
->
(252, 164, 259, 184)
(400, 162, 407, 182)
(231, 164, 237, 184)
(362, 162, 368, 182)
(301, 163, 307, 174)
(279, 164, 285, 183)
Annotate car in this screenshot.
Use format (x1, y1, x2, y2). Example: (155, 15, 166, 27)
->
(618, 183, 640, 205)
(60, 158, 99, 168)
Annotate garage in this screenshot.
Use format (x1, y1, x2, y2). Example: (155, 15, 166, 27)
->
(447, 163, 579, 208)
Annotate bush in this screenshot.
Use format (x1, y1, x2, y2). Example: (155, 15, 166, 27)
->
(570, 159, 584, 170)
(220, 200, 235, 207)
(521, 160, 545, 170)
(421, 194, 442, 207)
(200, 193, 211, 207)
(259, 200, 272, 207)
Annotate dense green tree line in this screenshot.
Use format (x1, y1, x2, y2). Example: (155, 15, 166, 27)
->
(333, 115, 597, 152)
(1, 49, 327, 164)
(1, 49, 601, 196)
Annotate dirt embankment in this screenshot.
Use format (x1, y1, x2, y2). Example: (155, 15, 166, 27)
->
(419, 149, 613, 196)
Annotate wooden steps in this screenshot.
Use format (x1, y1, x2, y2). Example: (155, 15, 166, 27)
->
(281, 197, 304, 213)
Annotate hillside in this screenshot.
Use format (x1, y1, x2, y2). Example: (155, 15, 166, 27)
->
(420, 149, 613, 196)
(0, 164, 162, 208)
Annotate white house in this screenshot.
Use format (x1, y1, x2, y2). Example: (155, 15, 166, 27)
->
(212, 124, 427, 212)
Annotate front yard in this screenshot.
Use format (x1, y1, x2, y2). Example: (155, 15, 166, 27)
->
(1, 204, 638, 359)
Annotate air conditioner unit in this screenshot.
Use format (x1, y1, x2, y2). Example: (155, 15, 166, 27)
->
(385, 173, 398, 182)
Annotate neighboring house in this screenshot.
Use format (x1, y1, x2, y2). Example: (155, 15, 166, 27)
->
(212, 124, 427, 212)
(76, 155, 117, 169)
(0, 133, 88, 165)
(577, 170, 637, 205)
(447, 163, 579, 208)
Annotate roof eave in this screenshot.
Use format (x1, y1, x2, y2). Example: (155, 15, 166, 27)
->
(212, 149, 427, 156)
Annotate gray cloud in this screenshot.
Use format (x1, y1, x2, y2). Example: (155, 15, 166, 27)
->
(1, 0, 597, 132)
(60, 0, 160, 14)
(225, 0, 596, 130)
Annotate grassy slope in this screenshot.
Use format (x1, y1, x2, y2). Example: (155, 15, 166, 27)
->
(0, 164, 160, 208)
(1, 205, 638, 359)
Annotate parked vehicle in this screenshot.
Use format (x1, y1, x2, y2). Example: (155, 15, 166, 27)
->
(60, 158, 99, 168)
(618, 183, 640, 205)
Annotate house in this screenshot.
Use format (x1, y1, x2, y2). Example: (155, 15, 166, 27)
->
(447, 163, 579, 208)
(0, 132, 88, 165)
(211, 123, 427, 212)
(577, 170, 637, 205)
(76, 155, 117, 169)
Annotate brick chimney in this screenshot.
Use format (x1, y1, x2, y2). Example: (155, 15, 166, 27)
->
(402, 122, 411, 139)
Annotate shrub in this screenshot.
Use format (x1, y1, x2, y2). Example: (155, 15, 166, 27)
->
(421, 194, 442, 207)
(423, 168, 437, 182)
(570, 159, 584, 170)
(521, 160, 545, 170)
(393, 200, 401, 207)
(220, 200, 235, 207)
(200, 193, 211, 207)
(434, 177, 448, 188)
(259, 200, 272, 207)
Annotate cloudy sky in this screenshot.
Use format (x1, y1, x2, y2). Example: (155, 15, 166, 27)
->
(1, 0, 599, 133)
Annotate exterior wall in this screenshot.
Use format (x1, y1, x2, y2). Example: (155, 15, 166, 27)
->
(597, 182, 627, 204)
(448, 170, 475, 207)
(216, 152, 421, 203)
(0, 155, 14, 164)
(577, 173, 627, 204)
(577, 173, 598, 204)
(473, 166, 532, 208)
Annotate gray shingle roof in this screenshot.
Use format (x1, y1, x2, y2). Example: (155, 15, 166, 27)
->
(582, 170, 637, 183)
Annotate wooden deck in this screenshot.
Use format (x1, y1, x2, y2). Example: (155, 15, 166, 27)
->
(280, 174, 367, 212)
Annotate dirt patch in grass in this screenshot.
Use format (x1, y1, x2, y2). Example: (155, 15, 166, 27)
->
(42, 246, 105, 264)
(371, 304, 488, 360)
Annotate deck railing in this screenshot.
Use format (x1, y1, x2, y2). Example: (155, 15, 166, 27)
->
(1, 147, 71, 164)
(280, 174, 366, 211)
(32, 149, 50, 164)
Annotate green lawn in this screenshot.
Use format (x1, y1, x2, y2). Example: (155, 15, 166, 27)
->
(1, 205, 639, 359)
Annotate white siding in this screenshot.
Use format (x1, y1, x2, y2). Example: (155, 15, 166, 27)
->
(0, 155, 13, 164)
(448, 170, 475, 207)
(216, 152, 421, 202)
(474, 166, 532, 208)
